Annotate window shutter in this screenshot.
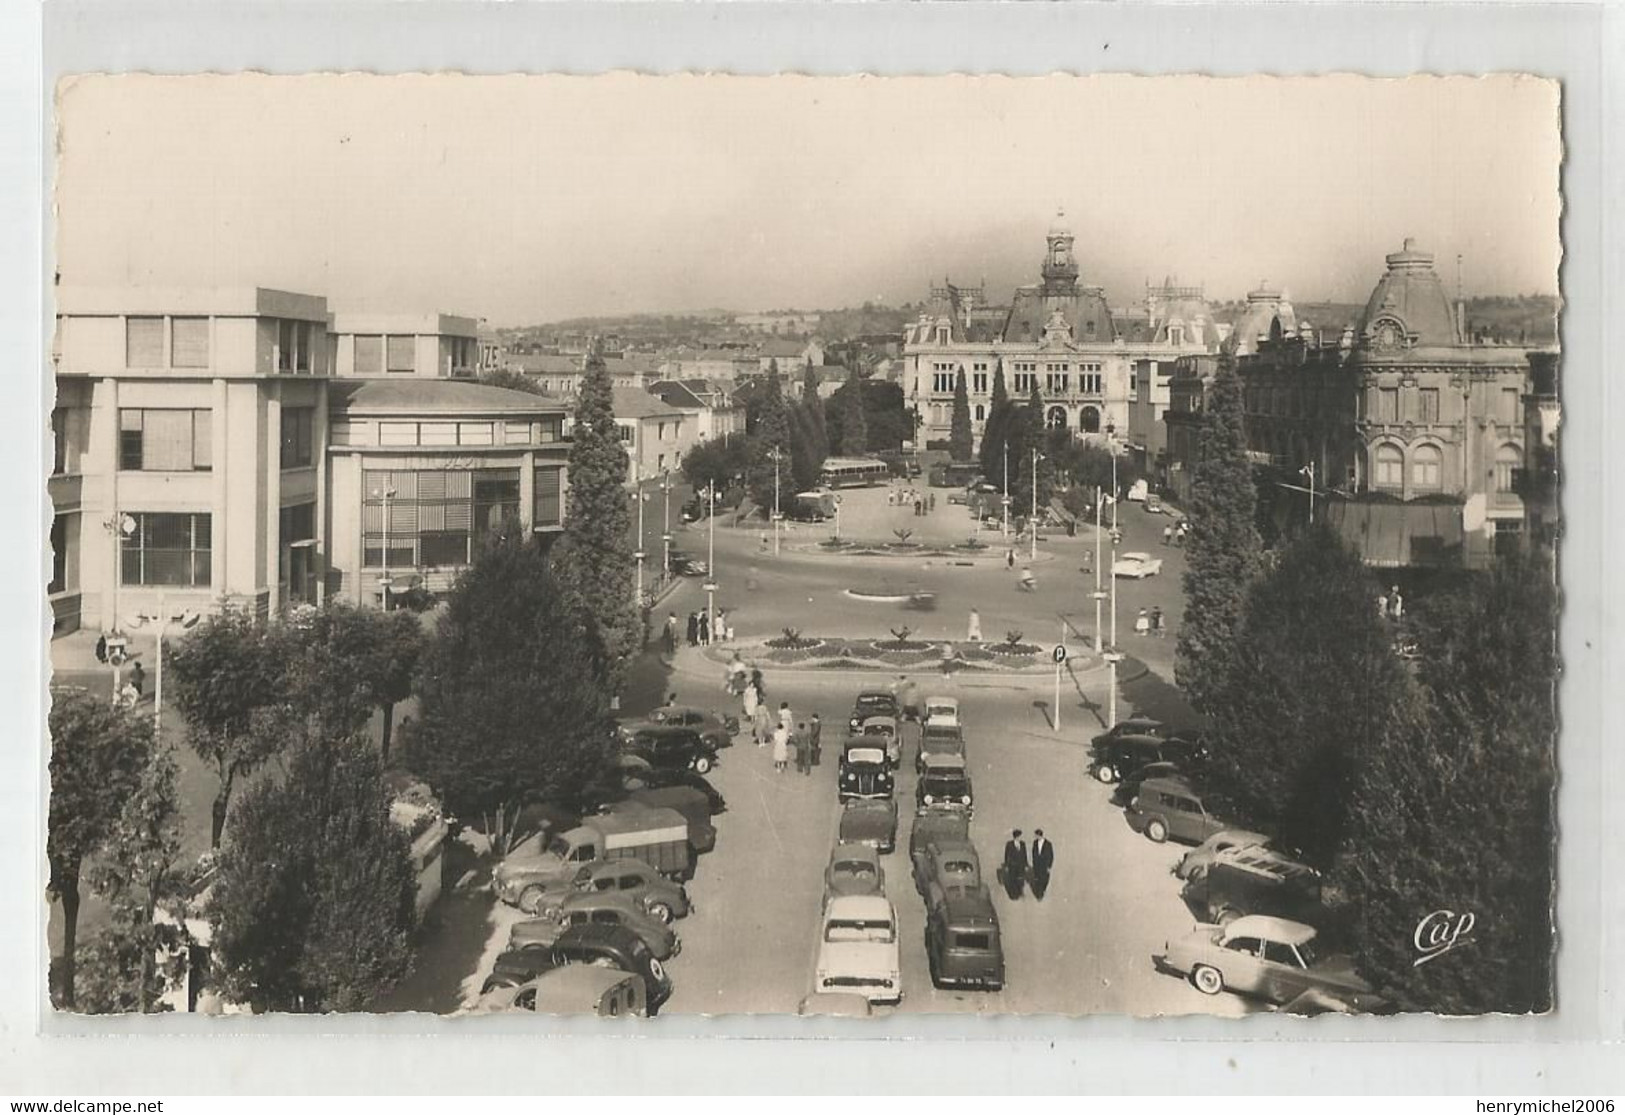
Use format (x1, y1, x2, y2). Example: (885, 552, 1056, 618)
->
(172, 318, 210, 368)
(355, 335, 383, 374)
(387, 336, 416, 373)
(126, 318, 164, 367)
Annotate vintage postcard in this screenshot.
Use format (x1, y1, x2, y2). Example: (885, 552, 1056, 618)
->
(44, 72, 1561, 1021)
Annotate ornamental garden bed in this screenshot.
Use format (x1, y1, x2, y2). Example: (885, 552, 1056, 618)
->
(724, 636, 1057, 672)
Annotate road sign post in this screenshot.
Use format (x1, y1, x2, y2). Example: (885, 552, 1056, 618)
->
(1051, 643, 1067, 732)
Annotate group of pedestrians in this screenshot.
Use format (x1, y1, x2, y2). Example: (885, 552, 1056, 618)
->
(733, 655, 822, 775)
(669, 608, 730, 652)
(1160, 521, 1188, 547)
(1133, 606, 1166, 637)
(1000, 828, 1057, 901)
(888, 486, 934, 516)
(1377, 584, 1406, 621)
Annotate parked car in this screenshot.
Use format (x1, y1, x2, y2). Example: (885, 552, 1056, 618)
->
(911, 837, 983, 898)
(1112, 552, 1164, 578)
(1125, 776, 1229, 845)
(797, 991, 874, 1017)
(924, 883, 1004, 991)
(483, 923, 673, 1013)
(814, 894, 902, 1005)
(1093, 731, 1210, 785)
(922, 695, 960, 729)
(623, 768, 727, 816)
(824, 842, 887, 901)
(1174, 829, 1276, 882)
(838, 739, 895, 803)
(1144, 494, 1164, 514)
(470, 967, 647, 1018)
(640, 704, 740, 750)
(851, 715, 902, 768)
(916, 722, 967, 775)
(493, 805, 693, 912)
(1181, 845, 1324, 928)
(1091, 718, 1168, 749)
(667, 548, 709, 576)
(618, 723, 719, 775)
(565, 858, 692, 924)
(1154, 915, 1373, 1007)
(848, 691, 901, 734)
(909, 810, 971, 868)
(509, 891, 680, 961)
(839, 798, 899, 854)
(916, 754, 974, 814)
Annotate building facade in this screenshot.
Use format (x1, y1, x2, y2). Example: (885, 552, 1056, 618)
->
(611, 387, 693, 481)
(329, 312, 479, 379)
(902, 215, 1217, 453)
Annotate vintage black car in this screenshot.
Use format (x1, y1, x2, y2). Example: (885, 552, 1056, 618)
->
(623, 768, 727, 815)
(848, 691, 901, 734)
(916, 754, 974, 814)
(839, 798, 899, 854)
(619, 724, 719, 775)
(838, 739, 894, 803)
(1091, 732, 1210, 785)
(482, 923, 673, 1013)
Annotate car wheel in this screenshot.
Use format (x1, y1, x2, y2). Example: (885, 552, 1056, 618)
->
(1191, 965, 1224, 996)
(1094, 764, 1116, 785)
(693, 755, 713, 775)
(1145, 818, 1169, 843)
(647, 901, 674, 924)
(518, 885, 546, 914)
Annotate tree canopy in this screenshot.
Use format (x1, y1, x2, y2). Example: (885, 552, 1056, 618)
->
(208, 736, 417, 1012)
(1175, 358, 1263, 712)
(47, 688, 158, 1008)
(556, 345, 637, 694)
(948, 367, 974, 463)
(835, 367, 868, 457)
(978, 359, 1013, 491)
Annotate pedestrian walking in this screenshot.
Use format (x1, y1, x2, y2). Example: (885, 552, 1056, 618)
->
(1001, 829, 1029, 900)
(1151, 606, 1165, 638)
(94, 633, 108, 664)
(725, 650, 748, 694)
(664, 691, 679, 707)
(929, 493, 936, 512)
(893, 674, 920, 723)
(698, 611, 710, 646)
(809, 713, 823, 767)
(1030, 829, 1055, 901)
(778, 701, 794, 733)
(753, 702, 772, 748)
(1390, 586, 1405, 621)
(1006, 548, 1016, 570)
(759, 531, 769, 553)
(772, 723, 790, 773)
(967, 608, 983, 643)
(1134, 607, 1150, 636)
(716, 609, 729, 643)
(742, 676, 759, 720)
(129, 661, 146, 699)
(1377, 591, 1389, 620)
(939, 641, 959, 679)
(686, 611, 699, 647)
(794, 722, 811, 775)
(663, 613, 678, 655)
(1163, 524, 1173, 547)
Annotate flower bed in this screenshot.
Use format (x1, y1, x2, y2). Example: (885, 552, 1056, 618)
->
(730, 636, 1058, 672)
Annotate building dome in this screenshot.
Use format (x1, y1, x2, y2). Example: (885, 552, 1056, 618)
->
(1354, 238, 1461, 350)
(1223, 281, 1296, 356)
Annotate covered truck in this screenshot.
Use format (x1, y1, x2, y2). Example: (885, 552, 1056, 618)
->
(493, 806, 693, 912)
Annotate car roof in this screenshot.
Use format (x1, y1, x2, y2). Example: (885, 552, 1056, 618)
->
(824, 894, 894, 919)
(920, 754, 968, 772)
(1112, 734, 1167, 748)
(831, 842, 880, 862)
(1140, 775, 1198, 795)
(936, 883, 998, 917)
(855, 691, 895, 702)
(925, 695, 958, 707)
(527, 965, 639, 997)
(1224, 915, 1317, 946)
(914, 811, 970, 835)
(1116, 717, 1163, 729)
(555, 922, 646, 949)
(1123, 551, 1152, 560)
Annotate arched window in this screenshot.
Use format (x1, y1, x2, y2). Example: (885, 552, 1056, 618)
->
(1495, 443, 1522, 493)
(1373, 443, 1404, 491)
(1046, 406, 1068, 430)
(1079, 406, 1101, 433)
(974, 404, 985, 421)
(1412, 443, 1443, 491)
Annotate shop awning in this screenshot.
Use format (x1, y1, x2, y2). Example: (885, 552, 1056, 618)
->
(1324, 499, 1465, 568)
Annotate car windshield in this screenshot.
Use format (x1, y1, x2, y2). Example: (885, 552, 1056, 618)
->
(942, 859, 976, 876)
(952, 932, 992, 950)
(846, 748, 886, 765)
(855, 696, 894, 713)
(835, 862, 876, 879)
(922, 775, 969, 796)
(825, 918, 895, 943)
(1295, 940, 1320, 968)
(546, 835, 573, 859)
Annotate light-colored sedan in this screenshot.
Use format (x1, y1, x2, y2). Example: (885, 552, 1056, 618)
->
(815, 895, 902, 1005)
(1112, 552, 1164, 578)
(824, 842, 887, 901)
(1154, 915, 1373, 1006)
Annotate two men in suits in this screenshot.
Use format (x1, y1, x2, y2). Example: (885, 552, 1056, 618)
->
(1001, 828, 1057, 901)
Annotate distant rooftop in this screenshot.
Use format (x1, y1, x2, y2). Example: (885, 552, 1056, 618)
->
(330, 378, 565, 414)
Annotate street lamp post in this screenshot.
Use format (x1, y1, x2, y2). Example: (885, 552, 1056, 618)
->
(659, 469, 673, 585)
(1107, 518, 1122, 727)
(704, 483, 717, 646)
(371, 483, 397, 611)
(1030, 447, 1043, 563)
(633, 479, 647, 611)
(767, 446, 785, 555)
(1001, 442, 1010, 539)
(1301, 462, 1316, 524)
(1093, 489, 1106, 651)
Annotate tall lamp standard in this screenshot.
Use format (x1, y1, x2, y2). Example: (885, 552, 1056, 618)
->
(767, 445, 786, 555)
(1092, 489, 1107, 652)
(702, 483, 718, 647)
(1001, 441, 1011, 540)
(659, 469, 673, 585)
(1103, 435, 1123, 726)
(370, 482, 397, 611)
(1030, 447, 1044, 563)
(1300, 462, 1316, 524)
(632, 473, 648, 610)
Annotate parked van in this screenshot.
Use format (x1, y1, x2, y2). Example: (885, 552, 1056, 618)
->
(1181, 845, 1325, 927)
(1125, 776, 1229, 845)
(924, 883, 1004, 991)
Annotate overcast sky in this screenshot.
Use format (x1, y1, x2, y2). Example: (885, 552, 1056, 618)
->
(56, 73, 1562, 327)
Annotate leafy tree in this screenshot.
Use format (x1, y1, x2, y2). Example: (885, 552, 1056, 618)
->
(76, 744, 185, 1014)
(1198, 525, 1411, 870)
(860, 380, 911, 453)
(1341, 553, 1557, 1013)
(1175, 359, 1263, 712)
(208, 736, 416, 1012)
(801, 360, 828, 460)
(948, 367, 974, 462)
(556, 345, 637, 694)
(166, 606, 295, 846)
(46, 689, 156, 1008)
(1008, 385, 1056, 517)
(682, 436, 750, 497)
(284, 604, 424, 760)
(476, 368, 544, 395)
(786, 399, 824, 494)
(835, 366, 868, 456)
(746, 373, 793, 512)
(979, 359, 1012, 490)
(403, 526, 616, 852)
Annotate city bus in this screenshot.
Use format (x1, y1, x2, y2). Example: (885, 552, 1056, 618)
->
(820, 457, 889, 488)
(929, 461, 982, 489)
